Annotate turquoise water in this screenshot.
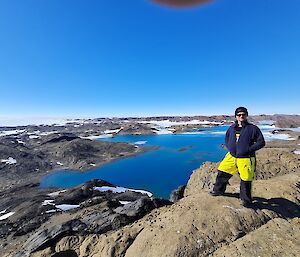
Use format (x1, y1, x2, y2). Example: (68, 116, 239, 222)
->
(40, 126, 228, 198)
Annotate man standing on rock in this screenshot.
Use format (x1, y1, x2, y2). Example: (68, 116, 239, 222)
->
(210, 107, 265, 207)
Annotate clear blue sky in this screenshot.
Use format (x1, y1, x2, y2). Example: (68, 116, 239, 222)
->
(0, 0, 299, 118)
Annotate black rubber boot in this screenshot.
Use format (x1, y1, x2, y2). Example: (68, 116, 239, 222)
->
(240, 180, 252, 206)
(211, 170, 233, 196)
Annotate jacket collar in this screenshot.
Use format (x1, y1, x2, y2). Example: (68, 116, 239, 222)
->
(234, 120, 249, 128)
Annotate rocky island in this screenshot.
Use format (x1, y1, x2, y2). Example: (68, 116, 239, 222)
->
(0, 114, 299, 256)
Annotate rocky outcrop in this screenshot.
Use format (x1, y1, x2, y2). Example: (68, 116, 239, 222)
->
(211, 218, 300, 257)
(17, 146, 300, 257)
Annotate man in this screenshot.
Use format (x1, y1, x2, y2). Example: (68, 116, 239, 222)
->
(210, 107, 265, 207)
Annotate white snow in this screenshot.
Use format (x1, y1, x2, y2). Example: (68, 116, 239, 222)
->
(0, 209, 7, 214)
(56, 204, 80, 211)
(0, 212, 15, 221)
(294, 150, 300, 155)
(263, 132, 295, 141)
(258, 124, 276, 130)
(42, 200, 55, 206)
(29, 135, 40, 139)
(81, 134, 114, 140)
(104, 128, 122, 134)
(1, 157, 17, 165)
(94, 186, 153, 197)
(90, 163, 96, 167)
(134, 141, 147, 145)
(140, 119, 222, 128)
(0, 117, 91, 126)
(153, 128, 173, 134)
(0, 129, 25, 137)
(119, 201, 132, 205)
(39, 131, 57, 136)
(47, 190, 67, 197)
(45, 209, 58, 214)
(56, 162, 64, 166)
(17, 140, 25, 145)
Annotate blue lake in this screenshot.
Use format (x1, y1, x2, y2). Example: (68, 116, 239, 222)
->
(40, 126, 229, 198)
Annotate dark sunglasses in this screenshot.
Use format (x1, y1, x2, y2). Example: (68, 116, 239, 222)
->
(237, 113, 247, 117)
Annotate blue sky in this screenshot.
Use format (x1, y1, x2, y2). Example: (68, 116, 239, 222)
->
(0, 0, 299, 118)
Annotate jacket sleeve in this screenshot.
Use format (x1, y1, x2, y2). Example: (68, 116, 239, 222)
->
(225, 129, 230, 150)
(249, 127, 265, 152)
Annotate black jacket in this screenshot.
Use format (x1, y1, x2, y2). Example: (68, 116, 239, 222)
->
(225, 121, 265, 158)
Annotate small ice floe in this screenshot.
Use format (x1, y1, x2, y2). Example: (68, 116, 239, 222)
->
(0, 212, 15, 221)
(56, 162, 64, 166)
(94, 186, 153, 197)
(56, 204, 80, 211)
(47, 190, 67, 197)
(42, 200, 55, 206)
(294, 150, 300, 155)
(119, 201, 132, 205)
(29, 135, 40, 139)
(134, 141, 147, 145)
(1, 157, 17, 165)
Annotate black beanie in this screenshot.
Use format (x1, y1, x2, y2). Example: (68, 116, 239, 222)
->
(235, 107, 248, 116)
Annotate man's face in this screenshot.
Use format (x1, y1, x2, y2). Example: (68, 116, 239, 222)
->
(236, 112, 247, 122)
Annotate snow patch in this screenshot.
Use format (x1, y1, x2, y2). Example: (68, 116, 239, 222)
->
(0, 212, 15, 221)
(81, 134, 114, 140)
(90, 163, 96, 167)
(29, 135, 40, 139)
(45, 209, 58, 214)
(104, 128, 122, 134)
(263, 132, 295, 141)
(140, 119, 222, 128)
(1, 157, 17, 165)
(294, 150, 300, 155)
(0, 209, 7, 214)
(56, 162, 64, 166)
(119, 201, 132, 205)
(39, 131, 57, 136)
(94, 186, 153, 197)
(56, 204, 80, 211)
(153, 128, 173, 134)
(47, 190, 67, 197)
(42, 200, 55, 206)
(0, 129, 25, 137)
(17, 140, 25, 145)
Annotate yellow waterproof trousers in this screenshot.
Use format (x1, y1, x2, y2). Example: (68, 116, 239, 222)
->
(218, 152, 256, 181)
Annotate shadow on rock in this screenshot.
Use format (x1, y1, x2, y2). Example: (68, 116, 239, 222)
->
(252, 197, 300, 219)
(220, 193, 300, 219)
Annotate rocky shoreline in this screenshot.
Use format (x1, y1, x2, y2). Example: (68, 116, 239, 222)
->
(0, 137, 297, 257)
(0, 115, 300, 256)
